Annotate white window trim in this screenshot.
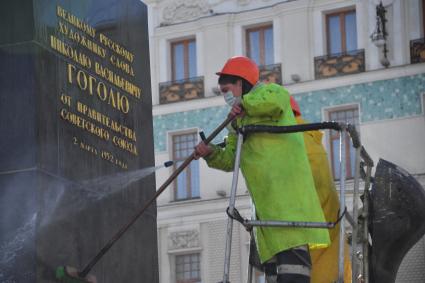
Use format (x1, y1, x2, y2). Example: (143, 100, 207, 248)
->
(234, 16, 279, 57)
(170, 251, 202, 283)
(167, 247, 203, 255)
(159, 33, 201, 83)
(313, 3, 359, 57)
(242, 21, 274, 55)
(166, 127, 200, 156)
(167, 128, 201, 201)
(168, 35, 199, 81)
(322, 103, 361, 172)
(407, 0, 423, 40)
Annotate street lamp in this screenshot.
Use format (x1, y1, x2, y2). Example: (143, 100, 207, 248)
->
(370, 1, 390, 67)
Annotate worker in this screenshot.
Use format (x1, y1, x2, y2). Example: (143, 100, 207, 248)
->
(194, 56, 330, 283)
(249, 97, 353, 282)
(290, 96, 352, 283)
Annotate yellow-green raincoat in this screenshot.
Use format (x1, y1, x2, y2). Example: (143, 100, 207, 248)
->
(296, 116, 352, 283)
(205, 83, 330, 263)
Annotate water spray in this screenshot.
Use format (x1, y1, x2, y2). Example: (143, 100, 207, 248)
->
(56, 115, 234, 283)
(35, 160, 176, 229)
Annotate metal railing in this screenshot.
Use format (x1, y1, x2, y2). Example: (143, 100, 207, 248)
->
(159, 76, 204, 104)
(221, 121, 374, 283)
(410, 38, 425, 64)
(259, 63, 282, 85)
(314, 49, 365, 79)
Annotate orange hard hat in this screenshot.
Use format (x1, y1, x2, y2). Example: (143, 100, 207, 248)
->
(290, 96, 301, 116)
(216, 56, 259, 86)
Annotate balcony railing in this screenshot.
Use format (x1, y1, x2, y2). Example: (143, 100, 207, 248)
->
(159, 76, 204, 104)
(314, 49, 365, 79)
(259, 63, 282, 85)
(410, 38, 425, 64)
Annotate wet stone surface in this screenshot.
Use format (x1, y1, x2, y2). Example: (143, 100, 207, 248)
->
(0, 1, 158, 282)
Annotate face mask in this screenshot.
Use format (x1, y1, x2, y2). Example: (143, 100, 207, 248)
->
(223, 91, 241, 106)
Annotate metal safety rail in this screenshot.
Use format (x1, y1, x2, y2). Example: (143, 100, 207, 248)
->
(220, 122, 374, 283)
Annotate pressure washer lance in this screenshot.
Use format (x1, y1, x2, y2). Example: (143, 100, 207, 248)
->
(56, 115, 235, 283)
(56, 160, 174, 283)
(163, 160, 174, 168)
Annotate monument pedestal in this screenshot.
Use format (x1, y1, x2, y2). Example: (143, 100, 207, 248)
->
(0, 1, 158, 282)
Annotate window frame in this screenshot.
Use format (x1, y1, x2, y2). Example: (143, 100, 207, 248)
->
(175, 253, 201, 283)
(326, 9, 357, 55)
(171, 38, 196, 81)
(171, 131, 200, 201)
(246, 24, 273, 66)
(327, 106, 359, 180)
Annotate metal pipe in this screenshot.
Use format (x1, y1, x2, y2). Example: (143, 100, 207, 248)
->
(338, 128, 347, 283)
(241, 121, 341, 135)
(362, 165, 373, 283)
(247, 263, 253, 283)
(347, 124, 361, 149)
(78, 115, 235, 278)
(361, 146, 374, 167)
(351, 146, 362, 281)
(223, 132, 244, 283)
(244, 220, 335, 229)
(344, 211, 355, 227)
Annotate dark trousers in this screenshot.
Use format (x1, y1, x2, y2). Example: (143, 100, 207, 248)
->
(264, 245, 311, 283)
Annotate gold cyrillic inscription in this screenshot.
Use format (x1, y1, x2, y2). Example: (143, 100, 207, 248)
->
(67, 63, 130, 114)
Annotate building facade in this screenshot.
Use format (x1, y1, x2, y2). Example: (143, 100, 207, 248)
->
(145, 0, 425, 282)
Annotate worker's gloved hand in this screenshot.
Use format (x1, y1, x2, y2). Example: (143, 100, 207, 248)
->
(194, 141, 213, 160)
(229, 103, 244, 118)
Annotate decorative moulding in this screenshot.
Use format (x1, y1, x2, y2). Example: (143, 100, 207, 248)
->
(159, 0, 285, 25)
(162, 0, 212, 25)
(168, 230, 200, 250)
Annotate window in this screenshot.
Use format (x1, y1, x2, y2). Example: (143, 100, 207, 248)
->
(171, 38, 197, 81)
(328, 107, 359, 179)
(172, 132, 200, 200)
(246, 25, 274, 66)
(176, 253, 201, 283)
(326, 10, 357, 55)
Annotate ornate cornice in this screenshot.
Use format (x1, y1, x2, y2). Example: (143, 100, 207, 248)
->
(162, 0, 212, 25)
(159, 0, 282, 25)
